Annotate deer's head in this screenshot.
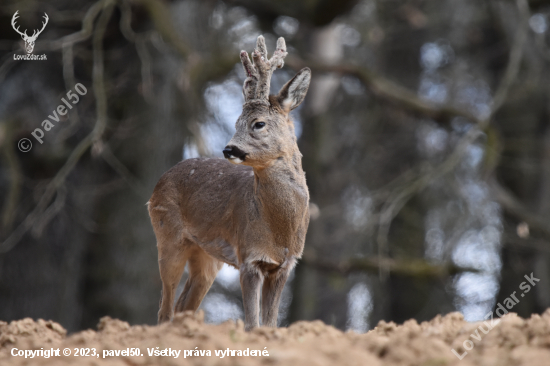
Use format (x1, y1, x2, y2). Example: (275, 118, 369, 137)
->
(223, 36, 311, 169)
(12, 11, 49, 54)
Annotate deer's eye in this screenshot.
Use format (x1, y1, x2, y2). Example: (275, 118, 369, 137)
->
(253, 122, 266, 130)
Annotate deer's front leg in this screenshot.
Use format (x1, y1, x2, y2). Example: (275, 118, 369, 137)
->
(240, 263, 263, 331)
(261, 265, 292, 327)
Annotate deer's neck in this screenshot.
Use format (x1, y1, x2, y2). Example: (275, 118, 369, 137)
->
(251, 148, 309, 233)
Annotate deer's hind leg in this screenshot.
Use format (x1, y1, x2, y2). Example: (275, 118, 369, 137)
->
(157, 241, 189, 323)
(174, 245, 222, 313)
(149, 202, 190, 324)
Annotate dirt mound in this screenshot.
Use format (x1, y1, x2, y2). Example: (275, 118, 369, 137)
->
(1, 310, 550, 365)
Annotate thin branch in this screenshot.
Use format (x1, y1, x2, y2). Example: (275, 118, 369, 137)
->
(0, 52, 18, 84)
(134, 0, 190, 58)
(56, 43, 82, 142)
(0, 122, 23, 234)
(285, 57, 483, 125)
(502, 229, 550, 254)
(491, 180, 550, 239)
(119, 0, 154, 102)
(90, 1, 113, 150)
(135, 0, 237, 92)
(303, 256, 480, 279)
(533, 30, 550, 61)
(0, 1, 115, 254)
(31, 185, 67, 238)
(47, 0, 106, 50)
(100, 143, 149, 199)
(491, 0, 530, 114)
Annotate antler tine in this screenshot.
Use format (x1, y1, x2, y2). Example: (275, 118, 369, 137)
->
(269, 37, 288, 71)
(240, 50, 259, 102)
(11, 10, 19, 28)
(11, 10, 28, 37)
(33, 12, 49, 38)
(255, 35, 268, 61)
(42, 13, 49, 28)
(251, 35, 288, 101)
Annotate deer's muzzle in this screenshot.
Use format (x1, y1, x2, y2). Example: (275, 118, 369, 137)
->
(223, 145, 247, 163)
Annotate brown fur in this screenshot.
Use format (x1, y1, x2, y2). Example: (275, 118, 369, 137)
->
(148, 36, 311, 331)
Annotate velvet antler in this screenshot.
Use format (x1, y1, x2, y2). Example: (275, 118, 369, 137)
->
(240, 36, 288, 103)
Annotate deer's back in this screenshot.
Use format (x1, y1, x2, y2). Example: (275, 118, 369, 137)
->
(149, 158, 254, 245)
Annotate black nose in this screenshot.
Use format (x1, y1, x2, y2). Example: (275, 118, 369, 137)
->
(223, 145, 247, 160)
(223, 146, 233, 159)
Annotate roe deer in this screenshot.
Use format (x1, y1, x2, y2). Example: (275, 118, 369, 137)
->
(147, 35, 311, 331)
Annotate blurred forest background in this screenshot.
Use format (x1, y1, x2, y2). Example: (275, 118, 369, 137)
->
(1, 0, 550, 333)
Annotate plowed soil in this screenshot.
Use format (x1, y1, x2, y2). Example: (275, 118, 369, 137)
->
(1, 310, 550, 365)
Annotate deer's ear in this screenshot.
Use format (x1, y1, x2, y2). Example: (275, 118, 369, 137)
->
(277, 67, 311, 112)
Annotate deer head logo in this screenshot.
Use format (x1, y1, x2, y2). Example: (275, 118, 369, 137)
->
(11, 11, 49, 54)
